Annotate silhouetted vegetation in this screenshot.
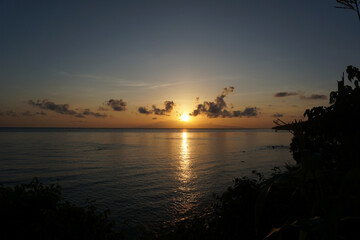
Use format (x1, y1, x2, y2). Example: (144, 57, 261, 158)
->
(0, 178, 123, 240)
(287, 65, 360, 170)
(335, 0, 360, 21)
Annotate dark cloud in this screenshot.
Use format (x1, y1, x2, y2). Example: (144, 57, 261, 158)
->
(190, 87, 258, 118)
(152, 117, 157, 120)
(274, 92, 327, 100)
(21, 111, 33, 117)
(21, 111, 45, 117)
(37, 111, 47, 116)
(106, 99, 127, 111)
(300, 94, 327, 100)
(21, 111, 46, 117)
(138, 101, 175, 116)
(98, 106, 109, 111)
(29, 99, 106, 118)
(138, 106, 152, 114)
(152, 101, 175, 115)
(0, 110, 46, 117)
(233, 107, 258, 117)
(5, 111, 17, 117)
(81, 109, 107, 118)
(274, 92, 298, 97)
(29, 99, 78, 116)
(273, 113, 284, 118)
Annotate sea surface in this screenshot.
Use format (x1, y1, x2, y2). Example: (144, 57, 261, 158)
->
(0, 128, 293, 230)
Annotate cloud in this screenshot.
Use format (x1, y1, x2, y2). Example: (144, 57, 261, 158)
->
(233, 107, 258, 117)
(21, 111, 47, 117)
(57, 70, 185, 89)
(273, 113, 283, 118)
(0, 110, 47, 117)
(274, 91, 327, 100)
(300, 94, 327, 100)
(152, 117, 157, 120)
(147, 82, 186, 89)
(37, 111, 47, 116)
(5, 111, 17, 117)
(152, 101, 175, 115)
(21, 111, 34, 117)
(190, 86, 258, 118)
(29, 99, 78, 116)
(138, 101, 175, 116)
(29, 99, 106, 118)
(274, 92, 298, 97)
(98, 106, 109, 111)
(81, 109, 107, 118)
(138, 106, 152, 114)
(106, 99, 127, 111)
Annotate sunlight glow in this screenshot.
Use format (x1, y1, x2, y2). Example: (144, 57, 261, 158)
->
(180, 114, 190, 122)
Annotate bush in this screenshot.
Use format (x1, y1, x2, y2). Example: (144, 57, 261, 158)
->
(0, 178, 123, 240)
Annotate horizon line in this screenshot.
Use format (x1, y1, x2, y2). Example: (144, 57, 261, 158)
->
(0, 127, 272, 130)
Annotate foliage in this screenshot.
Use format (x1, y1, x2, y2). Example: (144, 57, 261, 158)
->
(335, 0, 360, 21)
(262, 66, 360, 239)
(0, 178, 123, 240)
(290, 66, 360, 170)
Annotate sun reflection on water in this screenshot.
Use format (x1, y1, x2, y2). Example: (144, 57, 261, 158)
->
(179, 132, 190, 183)
(174, 131, 199, 218)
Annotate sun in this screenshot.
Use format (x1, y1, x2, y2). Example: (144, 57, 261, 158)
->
(180, 114, 190, 122)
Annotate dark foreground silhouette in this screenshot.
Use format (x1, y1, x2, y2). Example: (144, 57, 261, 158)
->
(0, 178, 123, 240)
(1, 66, 360, 240)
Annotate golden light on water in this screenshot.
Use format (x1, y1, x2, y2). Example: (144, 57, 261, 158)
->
(179, 131, 190, 183)
(180, 114, 190, 122)
(175, 131, 198, 216)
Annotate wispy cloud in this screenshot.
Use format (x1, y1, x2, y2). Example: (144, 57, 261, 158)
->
(4, 111, 17, 117)
(274, 92, 298, 97)
(190, 86, 258, 118)
(274, 91, 327, 100)
(0, 110, 47, 117)
(147, 82, 186, 89)
(28, 99, 106, 118)
(273, 113, 283, 118)
(300, 94, 327, 100)
(21, 111, 47, 117)
(81, 109, 107, 118)
(56, 70, 185, 89)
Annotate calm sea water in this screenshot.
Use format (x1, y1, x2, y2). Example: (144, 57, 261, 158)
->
(0, 128, 293, 230)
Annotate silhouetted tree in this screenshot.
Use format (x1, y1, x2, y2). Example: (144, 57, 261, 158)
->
(335, 0, 360, 21)
(285, 66, 360, 170)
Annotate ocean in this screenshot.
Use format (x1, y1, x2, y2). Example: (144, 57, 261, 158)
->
(0, 128, 293, 230)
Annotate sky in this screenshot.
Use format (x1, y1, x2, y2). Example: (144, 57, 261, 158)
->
(1, 0, 360, 128)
